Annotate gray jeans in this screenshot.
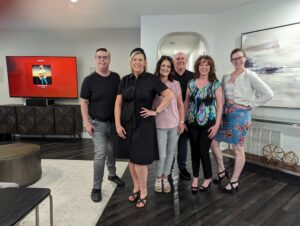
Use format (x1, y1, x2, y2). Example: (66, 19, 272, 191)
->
(155, 127, 179, 177)
(90, 119, 116, 189)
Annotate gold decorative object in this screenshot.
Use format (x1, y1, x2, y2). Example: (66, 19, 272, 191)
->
(262, 144, 284, 161)
(262, 144, 299, 166)
(282, 151, 299, 166)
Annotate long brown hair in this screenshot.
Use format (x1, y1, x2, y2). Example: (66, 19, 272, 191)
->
(154, 56, 175, 81)
(194, 55, 217, 82)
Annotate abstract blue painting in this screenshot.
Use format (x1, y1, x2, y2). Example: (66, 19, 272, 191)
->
(242, 22, 300, 108)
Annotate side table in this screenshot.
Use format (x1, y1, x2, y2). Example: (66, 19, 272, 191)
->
(0, 187, 53, 226)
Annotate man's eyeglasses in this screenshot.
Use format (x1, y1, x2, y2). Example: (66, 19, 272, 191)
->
(96, 56, 109, 60)
(231, 56, 245, 62)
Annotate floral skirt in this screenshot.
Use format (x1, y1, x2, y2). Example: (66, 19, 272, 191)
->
(214, 103, 251, 146)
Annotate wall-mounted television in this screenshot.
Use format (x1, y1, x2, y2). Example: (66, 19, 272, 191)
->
(6, 56, 78, 98)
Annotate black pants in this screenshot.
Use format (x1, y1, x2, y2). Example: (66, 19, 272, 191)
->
(188, 124, 213, 179)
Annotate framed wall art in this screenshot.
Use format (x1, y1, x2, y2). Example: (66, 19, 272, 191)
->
(241, 22, 300, 108)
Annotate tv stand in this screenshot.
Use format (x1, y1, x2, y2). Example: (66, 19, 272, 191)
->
(26, 99, 55, 106)
(0, 104, 82, 138)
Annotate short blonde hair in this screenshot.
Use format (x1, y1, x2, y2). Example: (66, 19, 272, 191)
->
(130, 51, 147, 72)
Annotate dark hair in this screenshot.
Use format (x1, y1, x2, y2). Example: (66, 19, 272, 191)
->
(194, 55, 217, 82)
(95, 48, 111, 58)
(230, 48, 246, 60)
(96, 47, 107, 52)
(154, 56, 175, 81)
(130, 47, 147, 60)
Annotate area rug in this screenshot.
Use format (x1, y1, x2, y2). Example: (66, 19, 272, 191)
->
(20, 159, 128, 226)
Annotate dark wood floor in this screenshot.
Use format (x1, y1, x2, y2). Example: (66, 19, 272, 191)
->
(2, 137, 95, 160)
(3, 138, 300, 226)
(97, 160, 300, 226)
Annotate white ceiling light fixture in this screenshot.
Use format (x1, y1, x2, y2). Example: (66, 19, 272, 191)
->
(70, 0, 79, 3)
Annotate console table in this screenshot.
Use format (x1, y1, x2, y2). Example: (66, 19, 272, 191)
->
(0, 105, 82, 139)
(0, 187, 53, 226)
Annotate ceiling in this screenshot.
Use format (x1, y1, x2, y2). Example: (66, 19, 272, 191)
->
(0, 0, 259, 29)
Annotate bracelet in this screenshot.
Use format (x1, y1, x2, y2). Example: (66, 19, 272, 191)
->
(180, 121, 185, 124)
(155, 109, 159, 115)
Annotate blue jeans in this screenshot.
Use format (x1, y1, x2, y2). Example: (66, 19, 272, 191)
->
(177, 131, 189, 170)
(90, 119, 116, 189)
(156, 127, 179, 177)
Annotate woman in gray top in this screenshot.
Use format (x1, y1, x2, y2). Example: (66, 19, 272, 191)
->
(211, 48, 274, 193)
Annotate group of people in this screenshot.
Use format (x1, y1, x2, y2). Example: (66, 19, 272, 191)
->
(80, 47, 274, 208)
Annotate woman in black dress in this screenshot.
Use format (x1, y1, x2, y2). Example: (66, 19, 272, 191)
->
(114, 48, 173, 208)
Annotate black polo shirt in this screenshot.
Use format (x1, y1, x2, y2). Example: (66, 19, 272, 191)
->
(80, 71, 120, 122)
(174, 69, 194, 101)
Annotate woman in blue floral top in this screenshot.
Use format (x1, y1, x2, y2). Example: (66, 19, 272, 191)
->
(184, 55, 223, 193)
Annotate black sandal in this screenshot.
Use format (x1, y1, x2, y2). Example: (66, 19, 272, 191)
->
(199, 180, 212, 193)
(128, 191, 140, 203)
(191, 186, 199, 194)
(136, 196, 147, 208)
(223, 181, 239, 193)
(212, 170, 229, 184)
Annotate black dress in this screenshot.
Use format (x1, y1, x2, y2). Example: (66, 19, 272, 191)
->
(115, 72, 167, 165)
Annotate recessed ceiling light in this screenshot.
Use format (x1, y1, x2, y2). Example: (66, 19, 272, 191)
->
(70, 0, 78, 3)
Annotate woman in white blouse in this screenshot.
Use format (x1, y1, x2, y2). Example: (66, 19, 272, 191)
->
(211, 48, 274, 193)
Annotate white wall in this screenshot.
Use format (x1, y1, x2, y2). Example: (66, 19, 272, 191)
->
(0, 28, 140, 105)
(141, 0, 300, 156)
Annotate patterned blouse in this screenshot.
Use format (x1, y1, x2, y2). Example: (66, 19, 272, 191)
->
(186, 79, 221, 127)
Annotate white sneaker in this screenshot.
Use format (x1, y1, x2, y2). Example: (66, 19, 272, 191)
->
(154, 178, 162, 192)
(162, 178, 171, 193)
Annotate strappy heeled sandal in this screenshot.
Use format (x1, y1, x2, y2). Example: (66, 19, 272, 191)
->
(212, 170, 229, 184)
(135, 196, 147, 208)
(223, 181, 239, 193)
(199, 180, 212, 192)
(191, 185, 199, 194)
(128, 191, 140, 203)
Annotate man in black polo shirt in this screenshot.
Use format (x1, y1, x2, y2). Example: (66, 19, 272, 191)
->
(173, 52, 194, 180)
(80, 48, 125, 202)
